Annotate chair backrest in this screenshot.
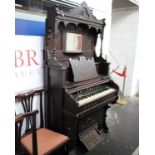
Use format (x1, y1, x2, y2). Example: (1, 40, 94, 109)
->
(15, 89, 44, 133)
(15, 110, 39, 155)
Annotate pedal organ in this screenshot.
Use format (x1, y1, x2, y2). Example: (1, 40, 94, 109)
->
(45, 2, 119, 147)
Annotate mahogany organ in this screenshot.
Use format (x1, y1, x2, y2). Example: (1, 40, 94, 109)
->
(44, 2, 119, 148)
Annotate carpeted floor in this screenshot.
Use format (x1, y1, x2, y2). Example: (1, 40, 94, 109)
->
(70, 97, 139, 155)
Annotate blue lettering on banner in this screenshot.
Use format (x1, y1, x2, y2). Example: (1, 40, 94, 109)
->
(15, 19, 45, 36)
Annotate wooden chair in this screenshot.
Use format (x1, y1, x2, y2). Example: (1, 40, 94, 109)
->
(15, 89, 70, 155)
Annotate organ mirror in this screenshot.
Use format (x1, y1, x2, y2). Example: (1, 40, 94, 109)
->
(65, 32, 83, 53)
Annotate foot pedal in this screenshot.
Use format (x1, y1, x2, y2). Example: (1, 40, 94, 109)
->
(79, 129, 102, 151)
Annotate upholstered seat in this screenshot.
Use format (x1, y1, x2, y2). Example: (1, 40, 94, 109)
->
(21, 128, 69, 155)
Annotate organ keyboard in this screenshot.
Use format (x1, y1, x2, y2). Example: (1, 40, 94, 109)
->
(73, 85, 116, 107)
(63, 78, 118, 116)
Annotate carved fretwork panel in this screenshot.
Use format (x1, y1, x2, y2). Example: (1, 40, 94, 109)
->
(56, 23, 97, 56)
(45, 2, 105, 63)
(45, 1, 106, 64)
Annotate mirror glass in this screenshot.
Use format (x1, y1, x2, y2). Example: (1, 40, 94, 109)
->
(66, 33, 83, 53)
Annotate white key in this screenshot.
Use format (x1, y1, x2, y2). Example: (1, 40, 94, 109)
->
(78, 88, 115, 107)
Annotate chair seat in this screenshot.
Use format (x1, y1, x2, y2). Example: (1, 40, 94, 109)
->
(21, 128, 70, 155)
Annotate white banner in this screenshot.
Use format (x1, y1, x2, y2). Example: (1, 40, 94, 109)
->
(15, 35, 44, 93)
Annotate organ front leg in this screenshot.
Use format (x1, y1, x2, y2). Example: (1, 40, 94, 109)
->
(102, 105, 111, 133)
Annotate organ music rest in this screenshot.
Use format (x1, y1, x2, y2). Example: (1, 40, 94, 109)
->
(44, 2, 119, 149)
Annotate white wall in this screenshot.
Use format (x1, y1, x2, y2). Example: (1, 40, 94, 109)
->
(131, 18, 140, 96)
(108, 7, 139, 96)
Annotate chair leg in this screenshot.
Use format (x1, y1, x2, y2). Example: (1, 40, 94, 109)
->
(63, 145, 70, 155)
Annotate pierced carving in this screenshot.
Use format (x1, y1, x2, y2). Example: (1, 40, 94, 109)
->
(55, 2, 103, 24)
(47, 50, 52, 60)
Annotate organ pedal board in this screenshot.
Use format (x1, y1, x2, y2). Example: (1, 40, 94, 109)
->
(79, 125, 102, 151)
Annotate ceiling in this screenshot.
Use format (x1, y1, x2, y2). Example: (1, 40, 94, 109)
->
(112, 0, 138, 9)
(15, 0, 139, 13)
